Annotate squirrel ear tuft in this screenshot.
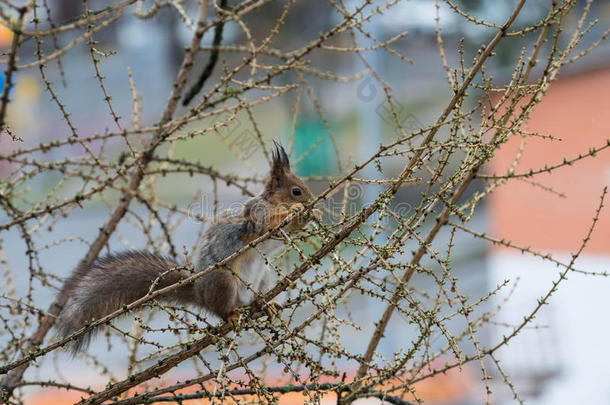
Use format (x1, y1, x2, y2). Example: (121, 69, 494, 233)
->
(271, 140, 290, 172)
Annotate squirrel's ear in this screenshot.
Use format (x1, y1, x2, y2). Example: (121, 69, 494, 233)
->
(271, 140, 290, 174)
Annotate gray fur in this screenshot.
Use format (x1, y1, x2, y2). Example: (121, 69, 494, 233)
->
(195, 204, 281, 317)
(56, 203, 281, 353)
(56, 251, 194, 353)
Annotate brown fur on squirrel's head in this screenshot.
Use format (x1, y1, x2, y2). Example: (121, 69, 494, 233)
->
(264, 141, 314, 206)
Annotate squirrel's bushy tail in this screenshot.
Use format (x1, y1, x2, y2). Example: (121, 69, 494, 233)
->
(56, 251, 193, 353)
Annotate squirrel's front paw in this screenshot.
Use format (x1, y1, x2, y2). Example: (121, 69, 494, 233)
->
(290, 203, 305, 212)
(264, 301, 282, 319)
(311, 208, 322, 221)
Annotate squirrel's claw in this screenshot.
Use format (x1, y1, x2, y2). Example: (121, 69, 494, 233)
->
(226, 311, 240, 328)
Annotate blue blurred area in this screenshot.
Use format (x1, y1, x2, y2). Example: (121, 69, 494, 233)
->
(0, 70, 13, 96)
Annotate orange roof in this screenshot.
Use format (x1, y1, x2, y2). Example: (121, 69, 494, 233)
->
(27, 362, 476, 404)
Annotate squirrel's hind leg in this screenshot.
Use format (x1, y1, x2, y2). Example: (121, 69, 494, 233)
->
(197, 269, 241, 324)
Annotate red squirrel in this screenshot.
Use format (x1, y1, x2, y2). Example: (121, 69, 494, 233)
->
(55, 142, 321, 352)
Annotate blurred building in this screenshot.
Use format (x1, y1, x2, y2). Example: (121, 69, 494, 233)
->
(488, 66, 610, 404)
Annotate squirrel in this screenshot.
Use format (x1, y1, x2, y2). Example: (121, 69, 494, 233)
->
(55, 142, 321, 353)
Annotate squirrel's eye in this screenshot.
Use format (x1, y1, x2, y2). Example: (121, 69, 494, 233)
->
(292, 187, 302, 196)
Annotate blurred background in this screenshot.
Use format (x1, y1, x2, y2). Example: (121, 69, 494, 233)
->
(1, 1, 610, 404)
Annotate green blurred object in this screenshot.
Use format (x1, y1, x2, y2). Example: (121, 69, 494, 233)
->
(290, 118, 334, 176)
